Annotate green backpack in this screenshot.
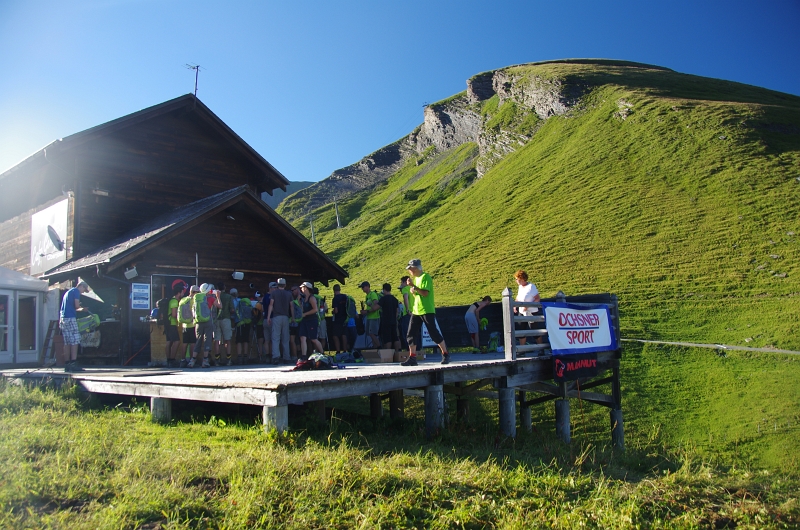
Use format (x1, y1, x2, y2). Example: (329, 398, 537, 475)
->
(193, 293, 211, 323)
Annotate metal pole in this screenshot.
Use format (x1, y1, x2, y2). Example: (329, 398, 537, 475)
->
(501, 287, 515, 360)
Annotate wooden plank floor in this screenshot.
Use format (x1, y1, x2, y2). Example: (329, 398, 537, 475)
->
(1, 351, 616, 408)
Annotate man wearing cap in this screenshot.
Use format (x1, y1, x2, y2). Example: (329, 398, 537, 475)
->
(360, 281, 381, 349)
(402, 259, 450, 366)
(298, 282, 324, 360)
(60, 280, 90, 372)
(178, 285, 200, 367)
(330, 284, 349, 354)
(267, 278, 293, 364)
(215, 284, 235, 366)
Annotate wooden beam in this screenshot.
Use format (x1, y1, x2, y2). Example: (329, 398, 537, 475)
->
(155, 264, 302, 276)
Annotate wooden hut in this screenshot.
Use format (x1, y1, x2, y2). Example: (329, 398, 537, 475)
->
(0, 94, 346, 364)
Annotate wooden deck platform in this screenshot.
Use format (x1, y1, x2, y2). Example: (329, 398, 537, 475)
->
(1, 350, 621, 443)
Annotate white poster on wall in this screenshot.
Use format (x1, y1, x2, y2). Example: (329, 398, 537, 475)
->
(30, 199, 69, 276)
(131, 283, 150, 310)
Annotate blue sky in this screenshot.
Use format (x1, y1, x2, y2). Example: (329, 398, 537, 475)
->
(1, 0, 798, 182)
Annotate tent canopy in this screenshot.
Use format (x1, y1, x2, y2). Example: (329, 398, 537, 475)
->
(0, 266, 49, 292)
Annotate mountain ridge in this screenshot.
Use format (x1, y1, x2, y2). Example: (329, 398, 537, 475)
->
(277, 59, 800, 349)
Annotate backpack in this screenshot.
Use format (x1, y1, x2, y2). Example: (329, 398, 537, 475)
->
(178, 297, 194, 325)
(488, 331, 500, 352)
(193, 293, 211, 323)
(156, 297, 172, 327)
(237, 298, 252, 324)
(345, 295, 358, 319)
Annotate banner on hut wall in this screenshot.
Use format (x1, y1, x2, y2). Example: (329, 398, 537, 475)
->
(542, 302, 617, 355)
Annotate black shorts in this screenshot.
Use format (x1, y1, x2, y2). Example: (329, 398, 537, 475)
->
(330, 318, 345, 337)
(407, 313, 443, 346)
(182, 326, 197, 344)
(164, 324, 179, 342)
(290, 325, 299, 337)
(380, 320, 399, 345)
(298, 317, 318, 339)
(236, 323, 252, 344)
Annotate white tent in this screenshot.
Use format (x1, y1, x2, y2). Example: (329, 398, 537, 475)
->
(0, 266, 49, 292)
(0, 266, 52, 365)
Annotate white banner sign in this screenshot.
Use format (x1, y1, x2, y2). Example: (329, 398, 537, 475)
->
(542, 302, 616, 355)
(131, 283, 150, 310)
(421, 321, 443, 348)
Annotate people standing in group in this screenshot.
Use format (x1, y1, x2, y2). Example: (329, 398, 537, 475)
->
(298, 282, 324, 360)
(261, 282, 280, 362)
(215, 283, 235, 366)
(514, 269, 541, 346)
(60, 280, 91, 372)
(189, 283, 220, 368)
(178, 285, 200, 367)
(165, 283, 185, 367)
(465, 296, 492, 353)
(360, 281, 381, 349)
(313, 287, 328, 353)
(252, 290, 264, 360)
(330, 284, 349, 354)
(234, 290, 253, 364)
(398, 276, 413, 350)
(402, 259, 450, 366)
(289, 285, 303, 360)
(378, 283, 401, 351)
(266, 278, 294, 364)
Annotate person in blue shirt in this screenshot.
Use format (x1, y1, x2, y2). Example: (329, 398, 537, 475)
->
(60, 280, 90, 372)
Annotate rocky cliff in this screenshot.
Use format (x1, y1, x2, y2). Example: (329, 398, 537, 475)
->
(278, 60, 670, 221)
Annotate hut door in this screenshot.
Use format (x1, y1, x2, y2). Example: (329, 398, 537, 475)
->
(15, 292, 39, 363)
(0, 290, 13, 363)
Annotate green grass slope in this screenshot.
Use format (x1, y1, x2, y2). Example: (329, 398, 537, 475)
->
(283, 62, 800, 349)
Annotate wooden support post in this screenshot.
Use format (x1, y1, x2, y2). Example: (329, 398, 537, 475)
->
(389, 389, 404, 419)
(456, 381, 469, 423)
(555, 399, 571, 444)
(610, 359, 624, 449)
(610, 408, 624, 449)
(498, 385, 516, 438)
(313, 400, 326, 423)
(150, 397, 172, 423)
(501, 287, 516, 360)
(262, 404, 288, 433)
(519, 390, 532, 433)
(424, 384, 444, 438)
(369, 393, 383, 419)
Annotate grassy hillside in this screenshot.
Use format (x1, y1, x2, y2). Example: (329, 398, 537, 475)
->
(280, 62, 800, 349)
(2, 343, 798, 527)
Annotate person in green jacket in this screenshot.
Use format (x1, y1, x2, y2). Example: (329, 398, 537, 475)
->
(359, 281, 381, 348)
(401, 259, 450, 367)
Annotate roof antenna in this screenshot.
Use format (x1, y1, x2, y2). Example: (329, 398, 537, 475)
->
(184, 64, 202, 103)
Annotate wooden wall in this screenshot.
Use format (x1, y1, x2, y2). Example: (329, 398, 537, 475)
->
(0, 106, 282, 273)
(133, 208, 329, 294)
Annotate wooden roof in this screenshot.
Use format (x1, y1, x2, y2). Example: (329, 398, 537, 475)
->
(42, 186, 347, 283)
(0, 94, 289, 194)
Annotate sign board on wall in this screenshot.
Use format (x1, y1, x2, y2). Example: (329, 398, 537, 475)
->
(542, 302, 617, 355)
(30, 199, 69, 276)
(421, 321, 444, 348)
(131, 283, 150, 310)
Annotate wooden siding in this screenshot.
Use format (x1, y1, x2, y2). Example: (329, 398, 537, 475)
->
(133, 209, 331, 291)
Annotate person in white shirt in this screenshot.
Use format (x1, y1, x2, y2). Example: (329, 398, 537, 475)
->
(514, 270, 541, 346)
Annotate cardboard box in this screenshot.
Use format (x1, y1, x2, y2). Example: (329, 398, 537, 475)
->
(361, 349, 395, 363)
(394, 350, 409, 363)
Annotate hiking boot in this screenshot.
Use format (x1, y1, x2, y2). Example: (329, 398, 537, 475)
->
(226, 357, 233, 366)
(201, 357, 211, 368)
(440, 353, 451, 365)
(400, 356, 418, 367)
(213, 356, 221, 366)
(187, 357, 197, 368)
(179, 358, 188, 368)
